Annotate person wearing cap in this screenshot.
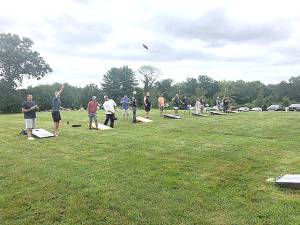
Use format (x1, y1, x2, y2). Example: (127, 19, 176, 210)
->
(158, 94, 166, 117)
(87, 96, 100, 130)
(103, 95, 117, 128)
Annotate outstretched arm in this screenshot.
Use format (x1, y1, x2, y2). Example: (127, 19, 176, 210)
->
(57, 84, 64, 96)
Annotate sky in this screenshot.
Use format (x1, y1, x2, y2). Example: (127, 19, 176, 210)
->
(1, 0, 300, 87)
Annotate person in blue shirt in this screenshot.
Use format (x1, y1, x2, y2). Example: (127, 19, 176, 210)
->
(120, 95, 131, 119)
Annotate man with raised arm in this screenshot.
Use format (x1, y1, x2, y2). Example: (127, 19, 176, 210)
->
(52, 84, 64, 136)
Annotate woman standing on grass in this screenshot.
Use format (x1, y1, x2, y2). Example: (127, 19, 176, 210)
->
(52, 84, 64, 136)
(144, 91, 151, 118)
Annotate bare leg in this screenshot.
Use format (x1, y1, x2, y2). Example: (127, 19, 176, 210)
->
(27, 129, 32, 138)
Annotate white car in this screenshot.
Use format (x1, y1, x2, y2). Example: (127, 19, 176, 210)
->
(250, 107, 262, 112)
(237, 107, 250, 112)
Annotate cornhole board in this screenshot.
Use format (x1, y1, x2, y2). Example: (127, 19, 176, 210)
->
(164, 114, 181, 119)
(210, 111, 226, 115)
(227, 110, 239, 113)
(275, 174, 300, 189)
(32, 129, 55, 138)
(192, 113, 209, 117)
(92, 123, 112, 130)
(136, 116, 152, 123)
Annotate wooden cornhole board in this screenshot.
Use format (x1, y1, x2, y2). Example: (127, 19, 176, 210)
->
(136, 116, 152, 123)
(275, 174, 300, 189)
(91, 123, 112, 130)
(32, 129, 55, 138)
(164, 114, 181, 119)
(192, 113, 209, 117)
(210, 111, 226, 115)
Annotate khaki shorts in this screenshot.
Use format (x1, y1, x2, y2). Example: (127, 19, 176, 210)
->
(25, 118, 36, 130)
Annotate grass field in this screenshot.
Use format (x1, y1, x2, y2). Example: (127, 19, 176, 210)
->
(0, 110, 299, 225)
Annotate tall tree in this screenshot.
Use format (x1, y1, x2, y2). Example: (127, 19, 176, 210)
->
(0, 33, 52, 113)
(138, 65, 161, 92)
(101, 66, 138, 101)
(0, 33, 52, 87)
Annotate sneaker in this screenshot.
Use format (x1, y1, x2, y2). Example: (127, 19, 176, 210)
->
(28, 137, 35, 140)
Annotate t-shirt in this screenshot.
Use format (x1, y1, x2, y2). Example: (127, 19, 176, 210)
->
(158, 97, 165, 107)
(121, 97, 130, 110)
(88, 101, 98, 114)
(52, 96, 61, 112)
(144, 96, 151, 107)
(173, 97, 180, 106)
(131, 98, 137, 107)
(103, 99, 116, 114)
(22, 100, 37, 119)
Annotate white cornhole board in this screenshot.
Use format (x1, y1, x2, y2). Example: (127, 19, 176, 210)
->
(275, 174, 300, 189)
(227, 110, 239, 113)
(32, 129, 55, 138)
(164, 114, 181, 119)
(136, 116, 152, 123)
(192, 113, 209, 117)
(92, 123, 112, 130)
(210, 111, 226, 115)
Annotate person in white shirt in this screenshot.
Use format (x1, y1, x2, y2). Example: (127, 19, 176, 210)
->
(195, 98, 201, 114)
(103, 95, 117, 128)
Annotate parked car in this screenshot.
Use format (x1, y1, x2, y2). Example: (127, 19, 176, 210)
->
(288, 103, 300, 111)
(237, 107, 250, 112)
(250, 107, 263, 112)
(267, 105, 284, 111)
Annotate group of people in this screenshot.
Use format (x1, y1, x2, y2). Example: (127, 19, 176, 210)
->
(21, 86, 230, 140)
(22, 84, 64, 140)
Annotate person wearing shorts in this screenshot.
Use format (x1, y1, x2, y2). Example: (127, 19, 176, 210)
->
(88, 96, 99, 129)
(144, 91, 151, 118)
(22, 94, 39, 140)
(172, 94, 180, 114)
(158, 94, 165, 117)
(52, 84, 64, 136)
(120, 95, 130, 119)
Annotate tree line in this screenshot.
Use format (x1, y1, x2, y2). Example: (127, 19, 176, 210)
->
(1, 33, 300, 113)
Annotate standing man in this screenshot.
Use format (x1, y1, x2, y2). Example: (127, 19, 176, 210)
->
(88, 96, 100, 130)
(103, 95, 117, 128)
(22, 94, 39, 140)
(52, 84, 64, 137)
(158, 94, 165, 117)
(223, 96, 230, 113)
(131, 91, 137, 123)
(120, 95, 130, 119)
(144, 91, 151, 118)
(172, 94, 180, 114)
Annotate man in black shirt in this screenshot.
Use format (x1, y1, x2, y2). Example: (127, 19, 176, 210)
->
(21, 94, 39, 140)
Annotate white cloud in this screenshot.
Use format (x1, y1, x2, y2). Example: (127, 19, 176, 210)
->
(1, 0, 300, 87)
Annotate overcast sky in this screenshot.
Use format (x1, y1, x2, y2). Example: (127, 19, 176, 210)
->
(1, 0, 300, 87)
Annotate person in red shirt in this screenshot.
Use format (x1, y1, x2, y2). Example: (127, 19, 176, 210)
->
(87, 96, 100, 130)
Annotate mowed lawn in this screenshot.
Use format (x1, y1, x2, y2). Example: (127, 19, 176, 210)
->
(0, 110, 299, 225)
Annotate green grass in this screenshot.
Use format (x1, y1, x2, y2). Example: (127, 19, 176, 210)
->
(0, 110, 299, 225)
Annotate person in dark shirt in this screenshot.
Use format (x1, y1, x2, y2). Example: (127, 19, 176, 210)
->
(21, 94, 39, 140)
(131, 96, 137, 123)
(223, 96, 230, 113)
(172, 94, 180, 114)
(52, 84, 64, 136)
(144, 91, 151, 118)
